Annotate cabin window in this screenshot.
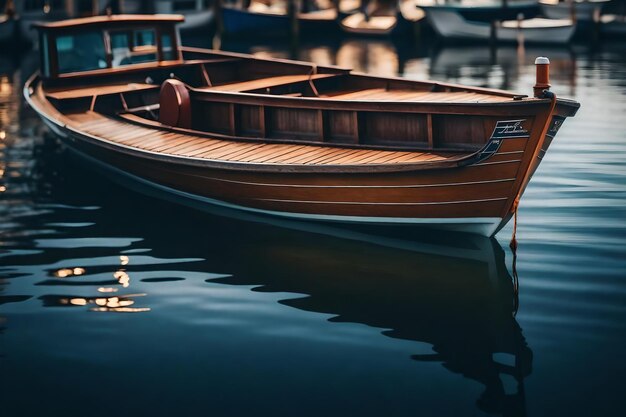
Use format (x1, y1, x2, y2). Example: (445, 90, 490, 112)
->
(109, 29, 158, 67)
(161, 33, 177, 61)
(56, 31, 107, 74)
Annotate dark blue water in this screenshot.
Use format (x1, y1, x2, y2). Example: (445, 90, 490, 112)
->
(1, 38, 625, 417)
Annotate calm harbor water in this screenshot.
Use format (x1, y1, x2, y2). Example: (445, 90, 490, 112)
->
(1, 37, 626, 417)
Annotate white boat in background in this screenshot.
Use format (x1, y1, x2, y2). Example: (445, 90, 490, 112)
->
(416, 0, 541, 21)
(539, 0, 609, 22)
(425, 8, 575, 43)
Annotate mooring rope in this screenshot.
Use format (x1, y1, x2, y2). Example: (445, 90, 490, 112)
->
(510, 197, 520, 252)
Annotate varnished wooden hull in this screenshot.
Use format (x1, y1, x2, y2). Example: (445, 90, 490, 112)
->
(24, 41, 578, 237)
(30, 96, 572, 237)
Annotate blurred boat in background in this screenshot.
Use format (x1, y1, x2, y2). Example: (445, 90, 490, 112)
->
(338, 0, 424, 37)
(220, 0, 344, 37)
(113, 0, 215, 33)
(220, 0, 424, 39)
(539, 0, 609, 21)
(424, 7, 575, 43)
(416, 0, 540, 21)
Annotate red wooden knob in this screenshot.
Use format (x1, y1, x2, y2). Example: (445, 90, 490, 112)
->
(159, 79, 191, 128)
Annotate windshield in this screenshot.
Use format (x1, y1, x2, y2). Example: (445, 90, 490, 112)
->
(56, 31, 107, 74)
(110, 28, 158, 67)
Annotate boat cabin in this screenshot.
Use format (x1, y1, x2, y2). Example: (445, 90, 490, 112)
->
(33, 14, 184, 79)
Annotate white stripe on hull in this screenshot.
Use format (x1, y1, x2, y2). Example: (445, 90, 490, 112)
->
(174, 175, 518, 189)
(258, 197, 508, 206)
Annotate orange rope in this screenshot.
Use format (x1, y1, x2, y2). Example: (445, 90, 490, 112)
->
(510, 197, 520, 316)
(507, 197, 519, 253)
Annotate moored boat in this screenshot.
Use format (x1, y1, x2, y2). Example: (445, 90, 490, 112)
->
(539, 0, 609, 21)
(415, 0, 540, 22)
(151, 0, 215, 33)
(221, 1, 341, 37)
(424, 8, 576, 43)
(338, 0, 425, 37)
(25, 14, 579, 237)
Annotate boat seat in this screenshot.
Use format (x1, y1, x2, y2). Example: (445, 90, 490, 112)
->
(45, 82, 158, 100)
(198, 73, 339, 93)
(159, 79, 191, 128)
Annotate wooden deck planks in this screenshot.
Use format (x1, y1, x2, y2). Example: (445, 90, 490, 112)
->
(47, 83, 156, 100)
(202, 74, 337, 93)
(327, 89, 512, 103)
(65, 112, 469, 166)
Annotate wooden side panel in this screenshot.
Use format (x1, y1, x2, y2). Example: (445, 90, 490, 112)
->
(327, 110, 358, 144)
(432, 115, 488, 148)
(63, 134, 512, 219)
(192, 101, 232, 134)
(203, 61, 242, 85)
(239, 104, 261, 137)
(361, 112, 428, 146)
(267, 107, 322, 141)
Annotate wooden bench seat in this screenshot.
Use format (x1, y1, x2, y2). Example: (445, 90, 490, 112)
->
(46, 82, 157, 100)
(324, 89, 515, 103)
(200, 73, 339, 93)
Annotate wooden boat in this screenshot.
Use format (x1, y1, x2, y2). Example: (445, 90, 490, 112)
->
(424, 8, 576, 43)
(25, 14, 579, 237)
(539, 0, 609, 22)
(416, 0, 540, 22)
(220, 1, 343, 37)
(338, 0, 424, 37)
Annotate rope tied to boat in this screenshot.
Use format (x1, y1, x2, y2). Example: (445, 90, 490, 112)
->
(509, 90, 557, 253)
(308, 65, 320, 97)
(510, 197, 520, 252)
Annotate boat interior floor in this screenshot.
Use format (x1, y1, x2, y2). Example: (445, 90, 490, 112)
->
(65, 111, 468, 167)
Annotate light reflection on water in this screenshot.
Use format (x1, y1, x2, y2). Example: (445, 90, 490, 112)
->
(1, 38, 625, 417)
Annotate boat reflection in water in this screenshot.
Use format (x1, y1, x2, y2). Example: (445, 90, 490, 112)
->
(206, 228, 530, 417)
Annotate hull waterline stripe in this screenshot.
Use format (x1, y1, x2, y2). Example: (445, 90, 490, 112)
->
(165, 175, 518, 189)
(257, 197, 509, 206)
